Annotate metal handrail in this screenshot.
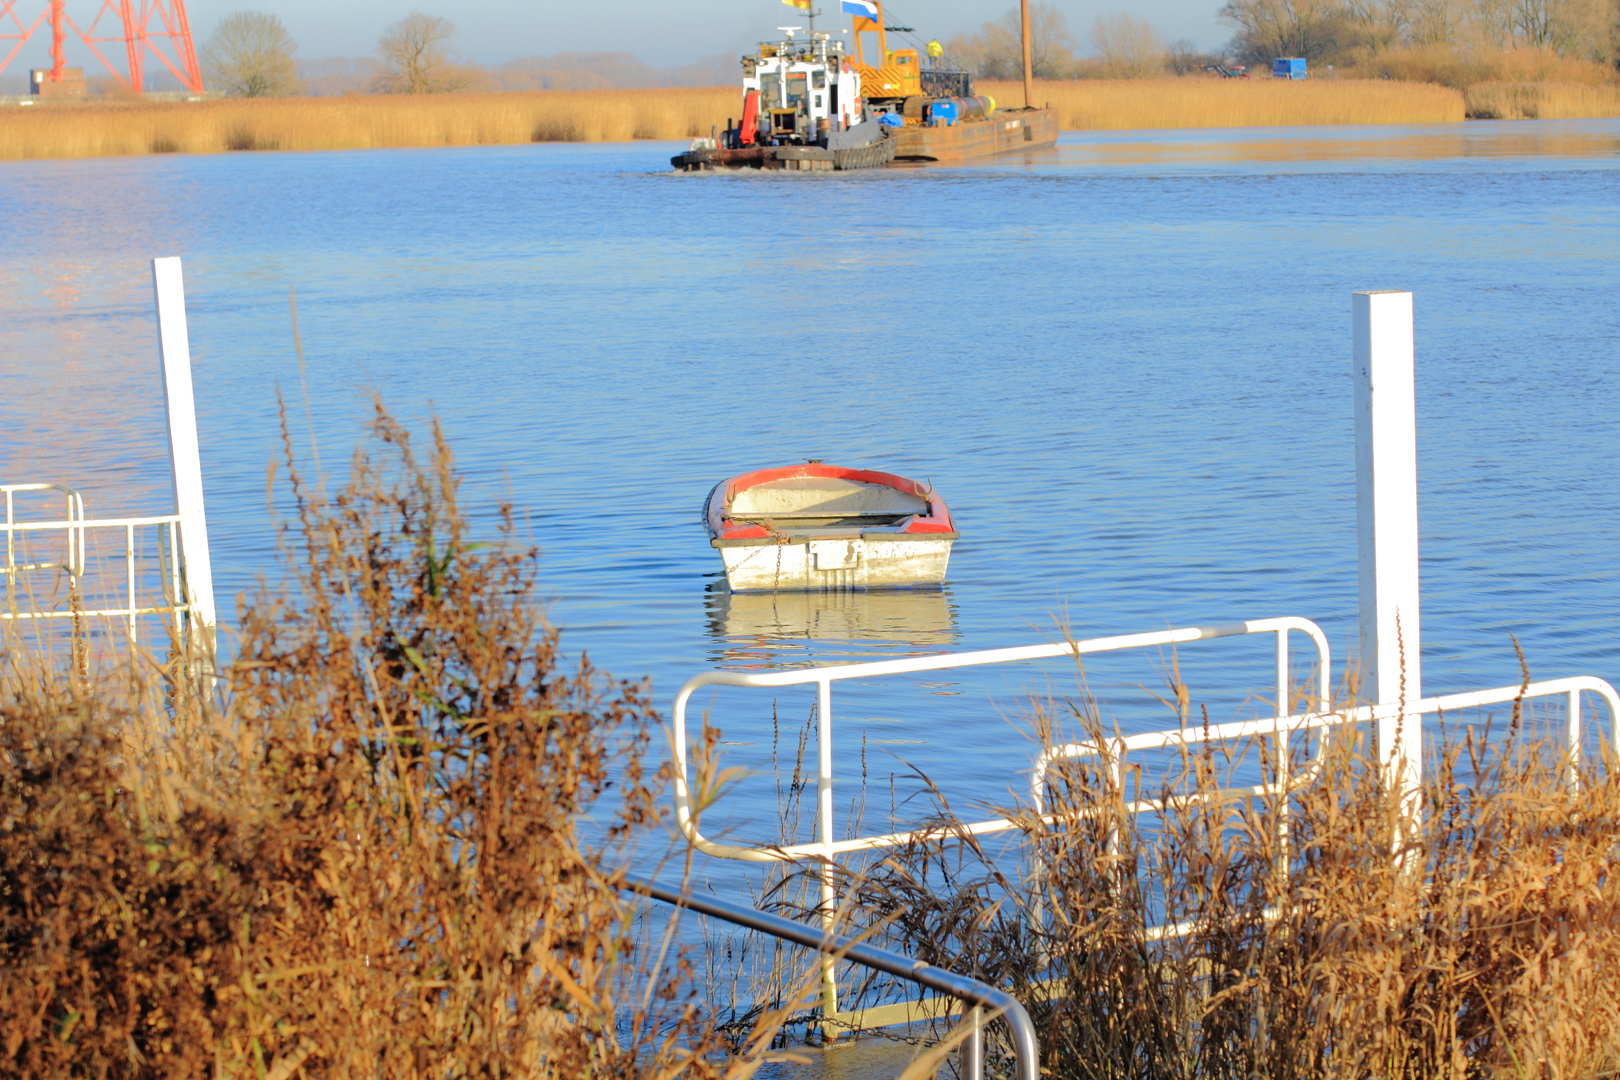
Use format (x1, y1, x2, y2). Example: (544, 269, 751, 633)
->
(1, 483, 188, 644)
(3, 483, 87, 580)
(1036, 674, 1620, 813)
(673, 617, 1329, 863)
(673, 616, 1330, 1015)
(624, 877, 1038, 1080)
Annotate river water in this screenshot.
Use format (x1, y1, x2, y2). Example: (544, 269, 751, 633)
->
(3, 120, 1619, 1066)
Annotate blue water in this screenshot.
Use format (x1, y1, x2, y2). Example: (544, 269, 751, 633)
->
(3, 119, 1619, 862)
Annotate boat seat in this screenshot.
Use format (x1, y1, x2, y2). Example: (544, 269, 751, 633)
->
(733, 510, 908, 520)
(731, 477, 928, 518)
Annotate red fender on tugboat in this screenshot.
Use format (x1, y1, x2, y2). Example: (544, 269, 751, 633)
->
(739, 89, 759, 145)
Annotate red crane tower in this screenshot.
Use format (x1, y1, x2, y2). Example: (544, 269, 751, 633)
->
(1, 1, 203, 95)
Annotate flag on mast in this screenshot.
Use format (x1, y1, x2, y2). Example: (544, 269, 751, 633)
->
(842, 0, 879, 30)
(782, 0, 811, 8)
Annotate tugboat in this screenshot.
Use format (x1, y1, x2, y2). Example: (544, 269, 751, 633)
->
(671, 0, 1058, 172)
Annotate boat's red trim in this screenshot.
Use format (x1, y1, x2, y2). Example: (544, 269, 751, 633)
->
(705, 462, 954, 540)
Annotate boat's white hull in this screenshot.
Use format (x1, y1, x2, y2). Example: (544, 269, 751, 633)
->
(718, 535, 952, 592)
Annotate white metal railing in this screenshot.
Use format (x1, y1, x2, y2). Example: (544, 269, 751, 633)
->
(672, 615, 1332, 1014)
(1027, 674, 1620, 946)
(673, 616, 1620, 1017)
(2, 483, 190, 645)
(1035, 675, 1620, 815)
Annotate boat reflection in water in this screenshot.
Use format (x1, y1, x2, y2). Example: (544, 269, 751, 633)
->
(704, 583, 958, 671)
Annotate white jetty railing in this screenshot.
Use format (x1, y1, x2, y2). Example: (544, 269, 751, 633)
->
(669, 291, 1620, 1020)
(2, 257, 216, 653)
(2, 483, 190, 644)
(674, 616, 1334, 1017)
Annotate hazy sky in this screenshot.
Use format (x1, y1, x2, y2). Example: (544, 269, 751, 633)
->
(184, 0, 1233, 65)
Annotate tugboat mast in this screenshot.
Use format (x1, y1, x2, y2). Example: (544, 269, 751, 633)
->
(1020, 0, 1033, 107)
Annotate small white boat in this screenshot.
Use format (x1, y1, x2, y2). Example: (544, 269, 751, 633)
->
(703, 463, 957, 592)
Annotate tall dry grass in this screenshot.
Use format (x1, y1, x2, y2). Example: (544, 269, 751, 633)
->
(983, 76, 1466, 129)
(0, 404, 796, 1078)
(6, 70, 1618, 162)
(0, 87, 735, 160)
(1464, 81, 1620, 117)
(814, 659, 1620, 1079)
(1344, 47, 1620, 118)
(1352, 45, 1620, 88)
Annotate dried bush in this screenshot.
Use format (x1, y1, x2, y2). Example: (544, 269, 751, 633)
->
(0, 405, 784, 1078)
(828, 664, 1620, 1079)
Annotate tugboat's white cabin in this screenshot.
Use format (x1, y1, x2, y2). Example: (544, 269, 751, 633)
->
(742, 29, 863, 140)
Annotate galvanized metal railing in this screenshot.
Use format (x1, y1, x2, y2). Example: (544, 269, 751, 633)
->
(672, 616, 1332, 1015)
(2, 483, 192, 645)
(1029, 673, 1620, 944)
(3, 259, 217, 655)
(674, 614, 1620, 1021)
(625, 876, 1038, 1080)
(1035, 675, 1620, 813)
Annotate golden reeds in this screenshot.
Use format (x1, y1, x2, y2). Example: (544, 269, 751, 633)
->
(982, 76, 1467, 129)
(1464, 81, 1620, 119)
(0, 86, 735, 160)
(6, 72, 1619, 161)
(1350, 45, 1620, 90)
(819, 660, 1620, 1079)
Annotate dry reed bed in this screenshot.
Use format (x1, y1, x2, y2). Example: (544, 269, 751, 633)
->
(5, 77, 1618, 161)
(982, 77, 1467, 129)
(0, 87, 735, 159)
(11, 77, 1619, 161)
(803, 675, 1620, 1079)
(1464, 81, 1620, 120)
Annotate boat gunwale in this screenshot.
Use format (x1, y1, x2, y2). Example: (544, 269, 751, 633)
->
(704, 463, 955, 546)
(711, 530, 960, 549)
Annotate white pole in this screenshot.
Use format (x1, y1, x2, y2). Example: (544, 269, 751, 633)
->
(152, 257, 217, 639)
(816, 676, 838, 1023)
(1353, 290, 1422, 813)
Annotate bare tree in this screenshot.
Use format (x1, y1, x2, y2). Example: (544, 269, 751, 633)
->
(1220, 0, 1349, 62)
(373, 12, 474, 93)
(1405, 0, 1464, 45)
(202, 11, 299, 97)
(1166, 38, 1203, 73)
(945, 4, 1077, 79)
(1092, 14, 1166, 76)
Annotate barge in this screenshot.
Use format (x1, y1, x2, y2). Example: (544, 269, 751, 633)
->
(672, 0, 1056, 172)
(703, 463, 957, 592)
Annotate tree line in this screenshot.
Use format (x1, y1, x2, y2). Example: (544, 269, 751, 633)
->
(203, 9, 471, 98)
(1220, 0, 1617, 63)
(207, 0, 1619, 100)
(944, 0, 1618, 78)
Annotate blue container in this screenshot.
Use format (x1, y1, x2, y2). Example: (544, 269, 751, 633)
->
(1272, 57, 1307, 79)
(930, 100, 959, 126)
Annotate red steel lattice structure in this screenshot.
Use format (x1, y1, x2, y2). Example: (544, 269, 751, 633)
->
(1, 0, 203, 94)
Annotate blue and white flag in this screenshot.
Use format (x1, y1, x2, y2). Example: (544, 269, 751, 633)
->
(842, 0, 879, 21)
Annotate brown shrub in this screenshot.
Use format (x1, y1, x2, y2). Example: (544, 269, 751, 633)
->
(829, 668, 1620, 1079)
(0, 404, 778, 1078)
